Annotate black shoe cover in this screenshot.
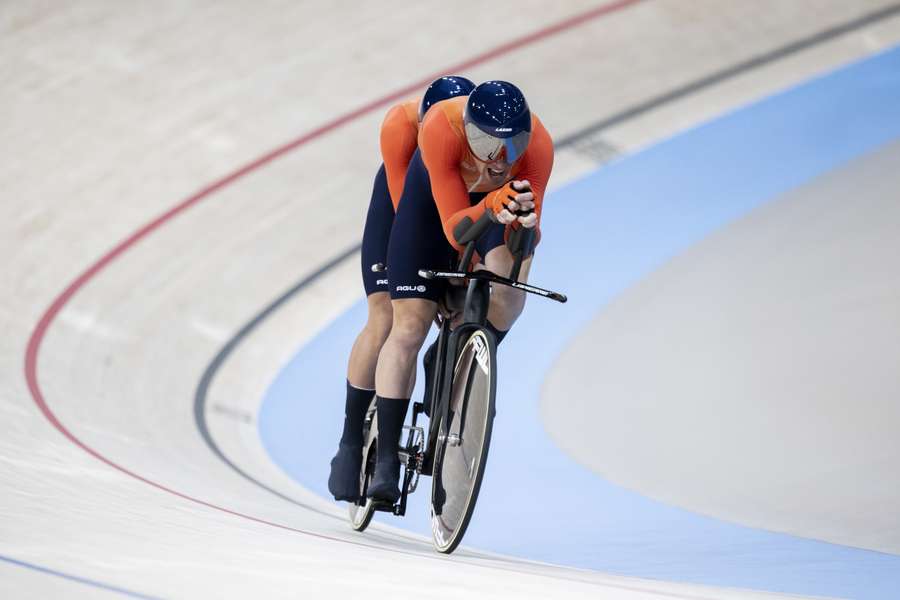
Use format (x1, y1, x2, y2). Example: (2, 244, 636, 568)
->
(328, 443, 363, 502)
(367, 459, 401, 503)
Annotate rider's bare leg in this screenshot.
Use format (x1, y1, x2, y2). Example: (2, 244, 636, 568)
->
(367, 297, 437, 501)
(375, 298, 437, 398)
(346, 291, 393, 389)
(329, 293, 394, 501)
(480, 244, 533, 332)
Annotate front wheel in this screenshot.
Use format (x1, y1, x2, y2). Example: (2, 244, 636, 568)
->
(430, 328, 497, 553)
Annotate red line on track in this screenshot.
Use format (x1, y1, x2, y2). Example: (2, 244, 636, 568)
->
(24, 0, 644, 547)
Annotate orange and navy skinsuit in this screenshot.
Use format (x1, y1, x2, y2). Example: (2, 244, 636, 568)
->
(380, 99, 420, 210)
(385, 96, 553, 302)
(360, 98, 420, 296)
(419, 96, 554, 251)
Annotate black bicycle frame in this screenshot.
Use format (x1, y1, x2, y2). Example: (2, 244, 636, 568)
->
(414, 207, 571, 486)
(420, 212, 535, 476)
(370, 207, 564, 520)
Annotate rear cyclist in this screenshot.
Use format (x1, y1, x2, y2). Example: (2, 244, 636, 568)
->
(367, 80, 554, 501)
(328, 76, 475, 502)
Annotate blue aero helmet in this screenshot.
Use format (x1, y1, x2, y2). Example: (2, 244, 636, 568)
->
(463, 80, 532, 164)
(418, 76, 476, 122)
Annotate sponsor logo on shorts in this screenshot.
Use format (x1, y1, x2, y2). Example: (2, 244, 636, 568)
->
(376, 279, 388, 285)
(395, 285, 427, 293)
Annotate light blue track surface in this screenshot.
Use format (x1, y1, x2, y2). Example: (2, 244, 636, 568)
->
(259, 47, 900, 599)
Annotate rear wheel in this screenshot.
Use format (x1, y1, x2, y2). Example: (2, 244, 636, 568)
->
(430, 328, 496, 553)
(348, 400, 378, 531)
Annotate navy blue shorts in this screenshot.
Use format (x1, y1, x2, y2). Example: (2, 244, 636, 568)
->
(360, 164, 394, 296)
(387, 149, 506, 302)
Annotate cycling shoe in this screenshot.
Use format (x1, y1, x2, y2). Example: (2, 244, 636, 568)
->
(367, 459, 402, 503)
(328, 443, 363, 502)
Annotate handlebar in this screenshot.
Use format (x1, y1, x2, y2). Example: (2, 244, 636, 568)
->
(440, 207, 566, 304)
(453, 211, 493, 272)
(418, 267, 567, 304)
(453, 209, 535, 278)
(506, 224, 534, 281)
(375, 208, 534, 278)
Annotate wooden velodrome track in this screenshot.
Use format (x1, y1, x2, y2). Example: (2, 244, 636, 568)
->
(3, 2, 899, 598)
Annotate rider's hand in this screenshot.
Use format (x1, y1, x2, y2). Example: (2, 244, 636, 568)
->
(515, 210, 538, 229)
(488, 180, 537, 227)
(498, 180, 536, 228)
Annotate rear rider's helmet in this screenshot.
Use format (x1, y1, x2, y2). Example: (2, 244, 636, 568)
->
(463, 80, 532, 164)
(418, 76, 476, 122)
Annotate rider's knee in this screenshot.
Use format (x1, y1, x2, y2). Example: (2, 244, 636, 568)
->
(366, 294, 393, 339)
(493, 285, 526, 318)
(389, 309, 431, 350)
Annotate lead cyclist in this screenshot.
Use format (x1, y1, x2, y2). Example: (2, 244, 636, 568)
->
(365, 80, 554, 502)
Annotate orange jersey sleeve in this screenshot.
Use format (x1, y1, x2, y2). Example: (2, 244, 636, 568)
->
(379, 99, 420, 211)
(419, 104, 554, 251)
(418, 107, 477, 250)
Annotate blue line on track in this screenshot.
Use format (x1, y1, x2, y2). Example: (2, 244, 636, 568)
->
(0, 554, 161, 599)
(259, 45, 900, 599)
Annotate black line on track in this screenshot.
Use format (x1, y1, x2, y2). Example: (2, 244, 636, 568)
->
(555, 2, 900, 149)
(193, 3, 900, 519)
(193, 245, 360, 518)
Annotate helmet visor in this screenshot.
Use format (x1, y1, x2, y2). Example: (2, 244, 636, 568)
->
(464, 121, 531, 164)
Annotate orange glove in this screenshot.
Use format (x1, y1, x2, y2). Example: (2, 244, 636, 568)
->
(484, 182, 520, 221)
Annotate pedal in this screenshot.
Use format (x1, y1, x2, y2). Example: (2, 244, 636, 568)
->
(402, 425, 424, 444)
(399, 425, 424, 461)
(405, 454, 422, 494)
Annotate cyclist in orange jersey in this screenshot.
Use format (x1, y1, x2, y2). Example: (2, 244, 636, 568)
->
(366, 81, 554, 502)
(329, 76, 475, 502)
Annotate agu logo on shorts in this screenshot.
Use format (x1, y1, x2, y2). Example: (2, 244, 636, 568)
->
(396, 285, 427, 293)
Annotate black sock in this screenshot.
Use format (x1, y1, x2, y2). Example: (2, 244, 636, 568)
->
(340, 381, 374, 447)
(375, 396, 410, 464)
(486, 320, 508, 345)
